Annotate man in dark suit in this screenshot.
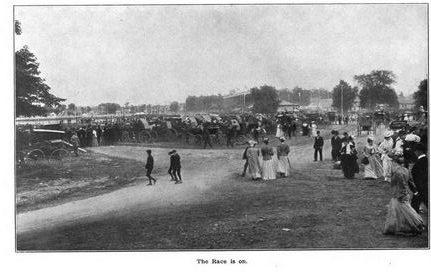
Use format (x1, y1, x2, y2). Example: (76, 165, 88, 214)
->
(314, 130, 324, 161)
(330, 130, 342, 161)
(411, 143, 428, 213)
(145, 149, 157, 186)
(169, 150, 182, 184)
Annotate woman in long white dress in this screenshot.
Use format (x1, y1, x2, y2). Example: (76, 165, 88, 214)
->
(383, 155, 425, 235)
(363, 136, 383, 179)
(275, 124, 284, 138)
(310, 122, 317, 137)
(379, 131, 394, 182)
(261, 138, 276, 181)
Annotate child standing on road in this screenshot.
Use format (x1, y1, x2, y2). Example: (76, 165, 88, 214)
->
(145, 149, 157, 185)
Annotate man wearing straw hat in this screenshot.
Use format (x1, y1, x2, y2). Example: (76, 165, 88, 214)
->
(277, 137, 291, 177)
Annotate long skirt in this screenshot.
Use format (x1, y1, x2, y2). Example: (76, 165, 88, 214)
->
(275, 126, 284, 138)
(383, 198, 424, 235)
(364, 155, 383, 179)
(248, 157, 261, 179)
(278, 156, 290, 176)
(382, 155, 392, 182)
(341, 154, 356, 179)
(271, 155, 279, 175)
(261, 160, 276, 181)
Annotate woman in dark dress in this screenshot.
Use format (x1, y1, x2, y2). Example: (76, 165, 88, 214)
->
(340, 137, 357, 179)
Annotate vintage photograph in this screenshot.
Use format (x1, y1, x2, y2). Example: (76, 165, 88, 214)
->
(15, 4, 428, 251)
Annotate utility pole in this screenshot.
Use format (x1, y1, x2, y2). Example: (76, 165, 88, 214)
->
(340, 85, 344, 124)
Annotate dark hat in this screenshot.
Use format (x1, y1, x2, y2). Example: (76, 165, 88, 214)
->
(168, 150, 176, 155)
(146, 149, 152, 153)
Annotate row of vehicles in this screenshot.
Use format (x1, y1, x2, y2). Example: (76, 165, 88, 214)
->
(16, 109, 427, 164)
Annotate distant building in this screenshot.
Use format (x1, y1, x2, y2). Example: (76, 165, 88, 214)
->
(222, 90, 253, 112)
(278, 100, 300, 112)
(398, 94, 415, 110)
(302, 97, 333, 112)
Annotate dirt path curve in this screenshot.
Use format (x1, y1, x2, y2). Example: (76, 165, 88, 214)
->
(16, 137, 359, 235)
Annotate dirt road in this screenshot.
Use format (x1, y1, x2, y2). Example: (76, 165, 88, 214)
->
(17, 140, 328, 235)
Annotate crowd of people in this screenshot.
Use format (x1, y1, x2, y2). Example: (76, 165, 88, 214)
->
(240, 122, 428, 236)
(241, 137, 291, 181)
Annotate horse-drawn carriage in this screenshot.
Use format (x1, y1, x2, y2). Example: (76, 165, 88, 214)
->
(16, 128, 83, 164)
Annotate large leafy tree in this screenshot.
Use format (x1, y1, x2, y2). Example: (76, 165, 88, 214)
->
(15, 20, 64, 117)
(413, 79, 427, 110)
(250, 85, 279, 114)
(354, 70, 399, 109)
(185, 95, 223, 112)
(331, 80, 358, 112)
(169, 101, 179, 112)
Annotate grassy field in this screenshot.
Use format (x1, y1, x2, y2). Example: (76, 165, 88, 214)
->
(16, 152, 146, 213)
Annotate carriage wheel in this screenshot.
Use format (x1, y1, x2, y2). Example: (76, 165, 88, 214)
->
(121, 131, 131, 143)
(166, 129, 177, 141)
(50, 149, 71, 160)
(195, 135, 202, 145)
(24, 149, 45, 163)
(219, 133, 227, 145)
(150, 131, 158, 142)
(185, 133, 194, 144)
(140, 131, 152, 143)
(170, 128, 179, 139)
(234, 135, 248, 145)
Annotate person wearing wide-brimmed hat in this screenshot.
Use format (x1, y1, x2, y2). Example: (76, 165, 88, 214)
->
(246, 140, 261, 180)
(393, 130, 406, 156)
(277, 136, 290, 177)
(260, 138, 275, 180)
(383, 154, 425, 235)
(378, 130, 394, 182)
(362, 135, 383, 180)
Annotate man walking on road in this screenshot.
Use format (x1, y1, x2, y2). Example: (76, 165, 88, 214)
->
(145, 149, 157, 185)
(169, 150, 182, 184)
(314, 130, 324, 161)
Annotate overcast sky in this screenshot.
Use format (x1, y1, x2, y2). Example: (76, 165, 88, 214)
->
(15, 4, 427, 106)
